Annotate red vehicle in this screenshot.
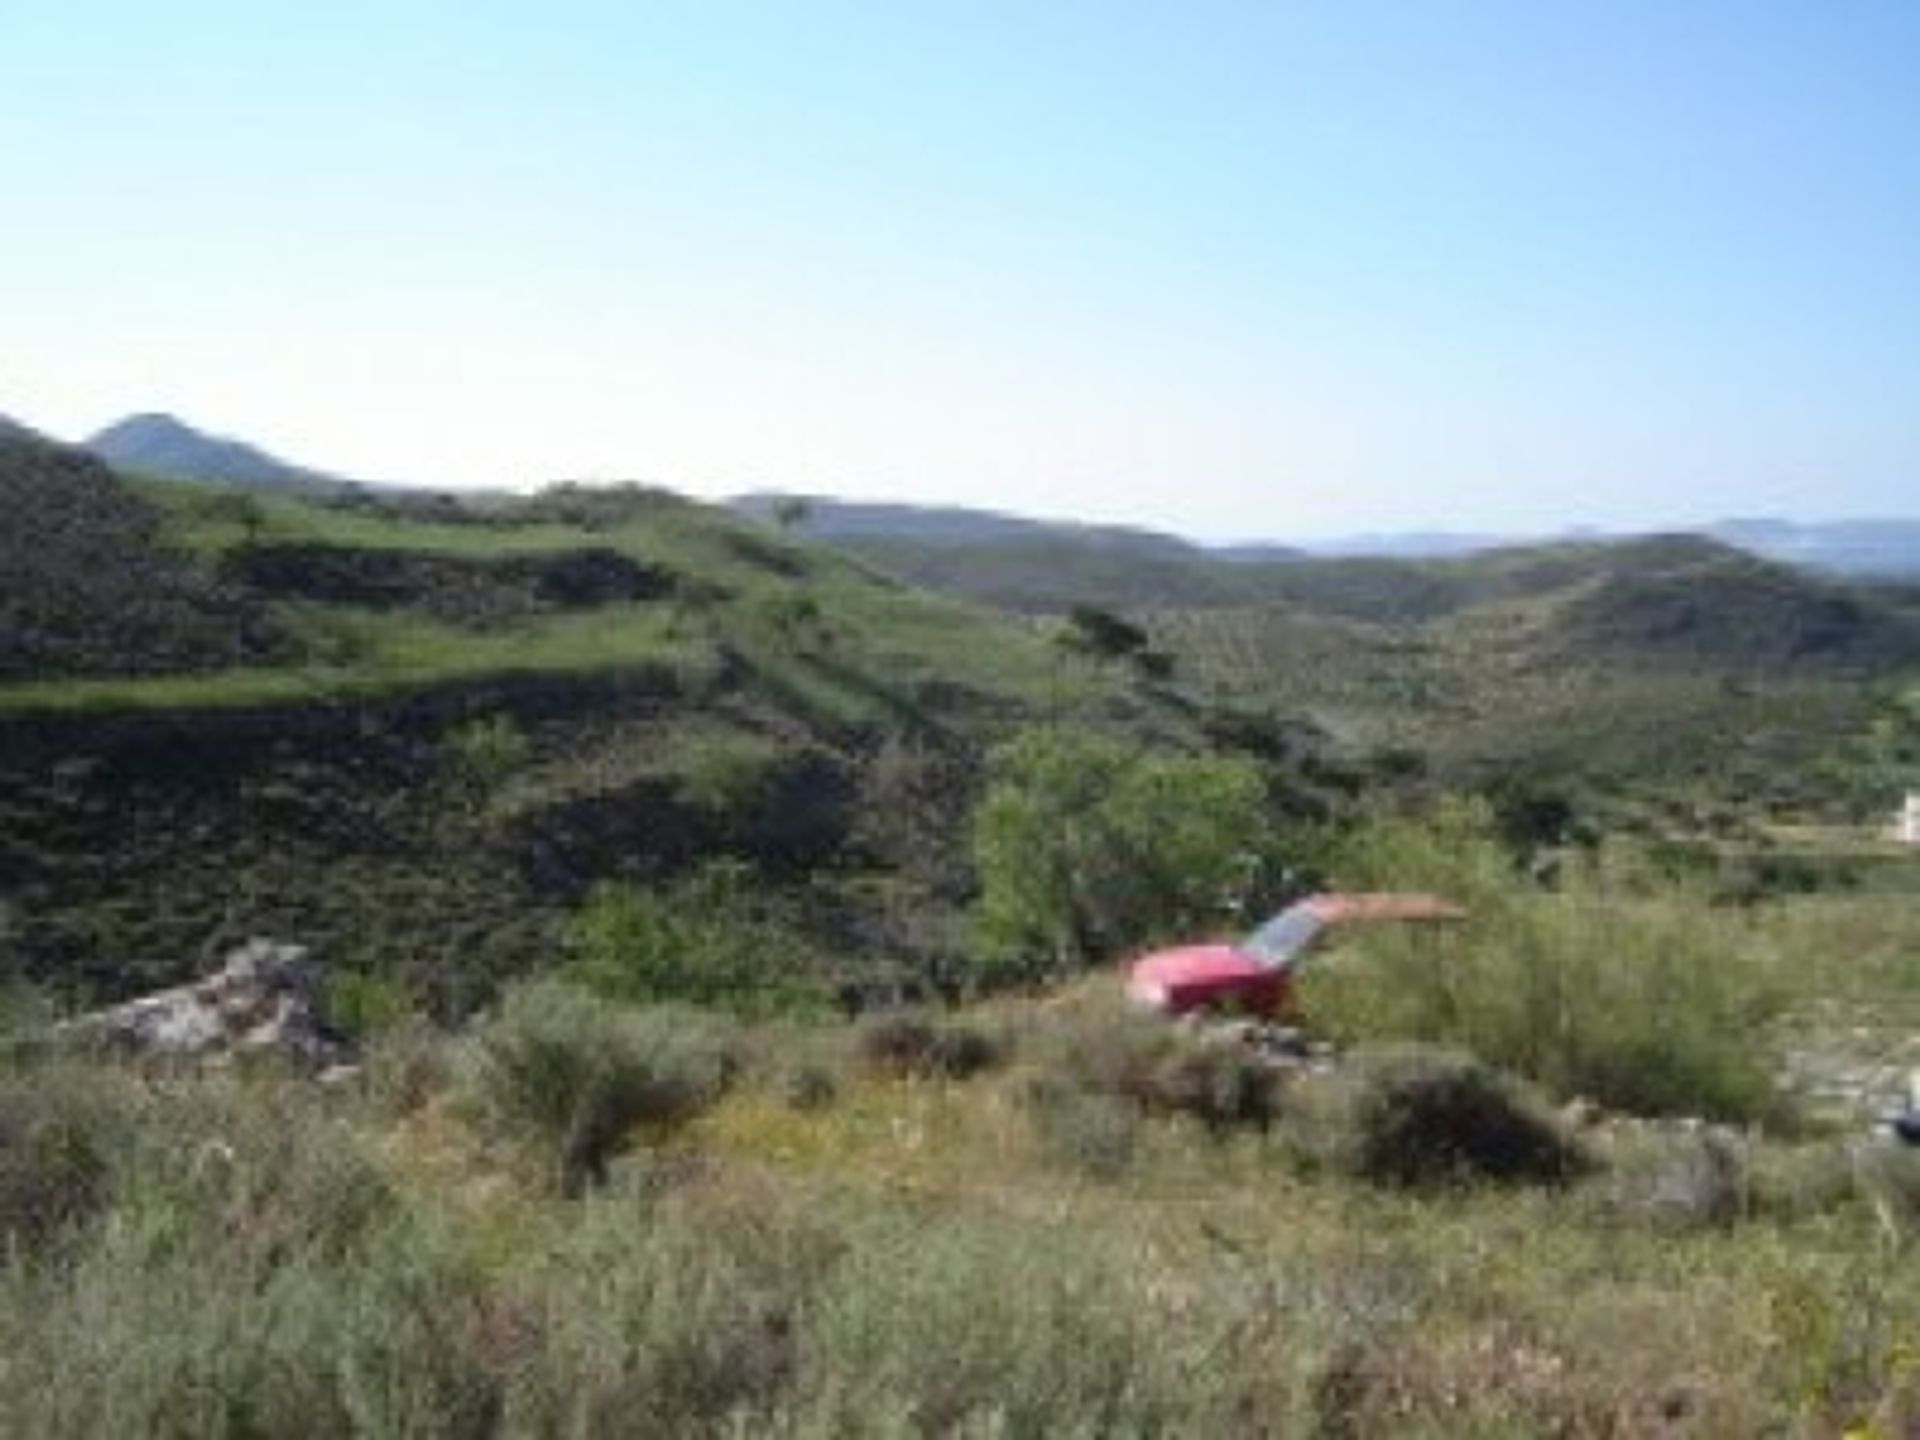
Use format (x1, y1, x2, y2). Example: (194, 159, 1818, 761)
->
(1125, 892, 1465, 1019)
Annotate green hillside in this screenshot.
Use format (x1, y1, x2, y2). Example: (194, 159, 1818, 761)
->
(5, 427, 1914, 1009)
(0, 435, 1212, 1008)
(823, 518, 1920, 795)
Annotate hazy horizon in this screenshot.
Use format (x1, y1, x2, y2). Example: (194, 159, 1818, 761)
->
(6, 2, 1916, 540)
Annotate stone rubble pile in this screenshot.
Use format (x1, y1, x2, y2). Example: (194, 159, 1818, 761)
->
(59, 938, 353, 1073)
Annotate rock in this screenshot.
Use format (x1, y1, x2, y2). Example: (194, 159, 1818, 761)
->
(1559, 1096, 1602, 1129)
(58, 938, 352, 1073)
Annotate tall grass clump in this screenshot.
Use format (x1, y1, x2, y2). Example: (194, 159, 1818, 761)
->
(0, 1062, 142, 1252)
(1305, 804, 1792, 1124)
(460, 980, 736, 1193)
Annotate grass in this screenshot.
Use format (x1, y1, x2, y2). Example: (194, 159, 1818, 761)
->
(0, 604, 709, 713)
(7, 923, 1920, 1435)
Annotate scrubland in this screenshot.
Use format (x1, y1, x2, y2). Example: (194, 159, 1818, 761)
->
(6, 874, 1920, 1438)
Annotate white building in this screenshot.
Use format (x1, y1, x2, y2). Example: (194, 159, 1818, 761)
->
(1900, 792, 1920, 846)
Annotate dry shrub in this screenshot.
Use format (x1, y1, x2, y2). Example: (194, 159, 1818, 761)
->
(779, 1063, 839, 1111)
(1034, 1000, 1284, 1134)
(461, 981, 736, 1194)
(1312, 1323, 1746, 1438)
(0, 1063, 141, 1251)
(358, 1013, 453, 1117)
(1290, 1044, 1587, 1188)
(855, 1013, 1006, 1081)
(501, 1178, 827, 1433)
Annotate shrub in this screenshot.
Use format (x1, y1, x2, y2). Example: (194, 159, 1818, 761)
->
(442, 712, 531, 790)
(359, 1014, 453, 1118)
(0, 1205, 499, 1437)
(324, 967, 415, 1037)
(0, 1064, 138, 1251)
(794, 1215, 1177, 1433)
(461, 981, 736, 1194)
(0, 1062, 493, 1436)
(1030, 996, 1284, 1134)
(780, 1063, 839, 1111)
(567, 863, 824, 1017)
(854, 1014, 1006, 1081)
(1304, 808, 1791, 1125)
(501, 1178, 829, 1432)
(116, 1073, 399, 1266)
(1060, 604, 1148, 660)
(1287, 1044, 1586, 1188)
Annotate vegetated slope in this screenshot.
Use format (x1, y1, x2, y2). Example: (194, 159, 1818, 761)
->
(0, 433, 291, 680)
(86, 412, 360, 493)
(840, 534, 1258, 613)
(1542, 547, 1920, 670)
(0, 457, 1231, 1007)
(1144, 538, 1920, 797)
(819, 525, 1758, 623)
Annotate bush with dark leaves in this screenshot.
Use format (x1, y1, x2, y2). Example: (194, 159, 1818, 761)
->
(1290, 1044, 1586, 1188)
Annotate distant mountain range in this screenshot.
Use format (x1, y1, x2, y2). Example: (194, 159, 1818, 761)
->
(729, 492, 1257, 561)
(1294, 519, 1920, 577)
(1703, 518, 1920, 580)
(83, 413, 363, 494)
(734, 493, 1920, 581)
(7, 411, 1917, 579)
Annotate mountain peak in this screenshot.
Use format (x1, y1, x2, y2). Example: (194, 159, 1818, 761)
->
(85, 412, 354, 493)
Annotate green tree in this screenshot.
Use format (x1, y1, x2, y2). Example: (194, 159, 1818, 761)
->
(970, 728, 1276, 984)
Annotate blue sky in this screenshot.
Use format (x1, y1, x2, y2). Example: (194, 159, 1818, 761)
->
(3, 1, 1915, 539)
